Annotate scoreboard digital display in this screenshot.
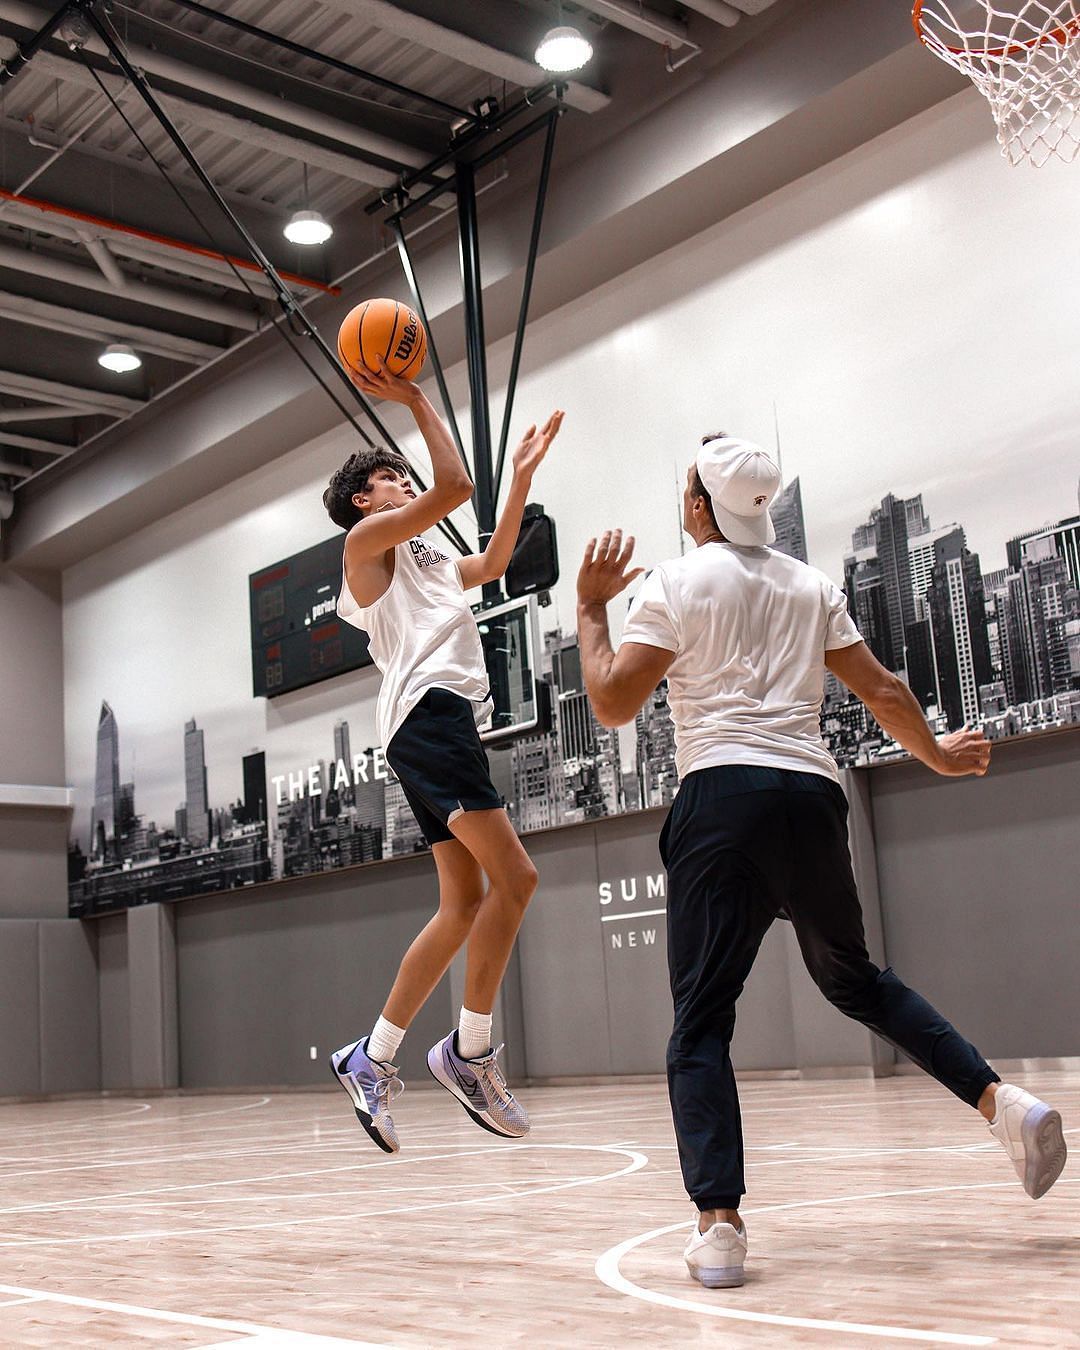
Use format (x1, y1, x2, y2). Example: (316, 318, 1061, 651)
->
(249, 535, 373, 698)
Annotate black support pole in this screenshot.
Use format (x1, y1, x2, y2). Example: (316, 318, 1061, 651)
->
(0, 0, 72, 84)
(455, 158, 500, 606)
(494, 108, 561, 501)
(70, 1, 478, 557)
(391, 217, 469, 471)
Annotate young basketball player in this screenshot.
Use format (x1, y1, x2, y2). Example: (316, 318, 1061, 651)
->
(322, 356, 561, 1153)
(576, 434, 1067, 1288)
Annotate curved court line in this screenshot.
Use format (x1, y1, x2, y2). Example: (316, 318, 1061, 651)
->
(0, 1282, 388, 1348)
(0, 1102, 153, 1141)
(0, 1136, 644, 1216)
(594, 1177, 1080, 1344)
(113, 1096, 274, 1127)
(0, 1143, 649, 1249)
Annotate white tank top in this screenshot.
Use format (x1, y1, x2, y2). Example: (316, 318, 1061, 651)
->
(337, 534, 491, 748)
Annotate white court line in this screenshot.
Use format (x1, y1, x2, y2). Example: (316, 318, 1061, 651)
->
(0, 1143, 648, 1250)
(0, 1101, 153, 1141)
(0, 1283, 387, 1347)
(597, 1175, 1079, 1344)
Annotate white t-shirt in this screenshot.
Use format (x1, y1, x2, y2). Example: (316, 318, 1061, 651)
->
(337, 534, 491, 749)
(619, 542, 863, 783)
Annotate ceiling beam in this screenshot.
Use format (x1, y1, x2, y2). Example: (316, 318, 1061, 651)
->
(678, 0, 742, 24)
(0, 192, 339, 297)
(572, 0, 692, 48)
(0, 432, 72, 456)
(2, 199, 280, 298)
(0, 241, 262, 330)
(314, 0, 610, 113)
(0, 403, 97, 421)
(0, 2, 436, 176)
(0, 38, 402, 191)
(0, 293, 224, 363)
(0, 457, 37, 476)
(0, 371, 143, 414)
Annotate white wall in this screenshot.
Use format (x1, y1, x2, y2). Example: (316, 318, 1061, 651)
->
(63, 87, 1080, 839)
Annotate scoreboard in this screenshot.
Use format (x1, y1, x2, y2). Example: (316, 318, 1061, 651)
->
(249, 535, 373, 698)
(250, 540, 547, 743)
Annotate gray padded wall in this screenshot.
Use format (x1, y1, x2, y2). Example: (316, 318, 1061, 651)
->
(0, 921, 41, 1095)
(0, 566, 68, 921)
(38, 919, 100, 1094)
(97, 912, 131, 1091)
(0, 918, 99, 1097)
(174, 852, 453, 1088)
(869, 732, 1079, 1062)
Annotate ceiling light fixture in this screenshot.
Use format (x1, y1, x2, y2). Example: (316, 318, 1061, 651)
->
(535, 23, 593, 72)
(285, 163, 333, 246)
(284, 208, 333, 246)
(98, 343, 141, 373)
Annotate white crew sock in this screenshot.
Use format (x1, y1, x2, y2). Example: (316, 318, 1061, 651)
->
(366, 1015, 406, 1066)
(457, 1007, 493, 1060)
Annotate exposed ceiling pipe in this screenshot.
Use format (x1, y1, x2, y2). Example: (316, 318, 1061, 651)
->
(678, 0, 742, 25)
(0, 403, 98, 421)
(314, 0, 609, 113)
(0, 93, 114, 213)
(0, 370, 143, 414)
(0, 1, 436, 174)
(76, 228, 127, 289)
(13, 207, 280, 296)
(0, 241, 261, 330)
(0, 293, 224, 363)
(0, 190, 339, 296)
(570, 0, 694, 48)
(0, 40, 402, 190)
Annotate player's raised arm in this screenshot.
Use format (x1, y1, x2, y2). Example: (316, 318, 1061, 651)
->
(457, 412, 563, 591)
(345, 358, 474, 560)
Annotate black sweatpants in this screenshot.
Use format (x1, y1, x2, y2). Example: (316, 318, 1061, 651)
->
(659, 764, 999, 1212)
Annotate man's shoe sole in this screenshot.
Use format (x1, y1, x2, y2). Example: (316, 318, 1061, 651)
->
(688, 1264, 745, 1289)
(1022, 1102, 1066, 1199)
(329, 1047, 397, 1155)
(425, 1050, 527, 1139)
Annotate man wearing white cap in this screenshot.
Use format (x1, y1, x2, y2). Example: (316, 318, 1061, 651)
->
(575, 433, 1066, 1289)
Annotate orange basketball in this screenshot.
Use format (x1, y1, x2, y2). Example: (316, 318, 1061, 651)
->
(337, 298, 427, 381)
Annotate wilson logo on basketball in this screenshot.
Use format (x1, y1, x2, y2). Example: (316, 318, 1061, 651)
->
(394, 315, 420, 361)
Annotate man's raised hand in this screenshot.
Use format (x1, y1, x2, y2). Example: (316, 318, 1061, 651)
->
(577, 529, 645, 606)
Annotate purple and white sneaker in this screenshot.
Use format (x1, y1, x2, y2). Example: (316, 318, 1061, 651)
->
(426, 1032, 529, 1138)
(330, 1037, 403, 1154)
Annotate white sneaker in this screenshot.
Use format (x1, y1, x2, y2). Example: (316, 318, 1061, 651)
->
(684, 1217, 747, 1288)
(988, 1082, 1067, 1199)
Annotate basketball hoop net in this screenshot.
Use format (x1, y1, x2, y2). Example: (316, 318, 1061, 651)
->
(913, 2, 1080, 164)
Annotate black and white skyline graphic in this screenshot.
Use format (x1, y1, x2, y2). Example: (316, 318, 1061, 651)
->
(68, 471, 1080, 916)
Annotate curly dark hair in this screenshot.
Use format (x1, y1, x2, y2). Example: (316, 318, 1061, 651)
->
(323, 447, 410, 530)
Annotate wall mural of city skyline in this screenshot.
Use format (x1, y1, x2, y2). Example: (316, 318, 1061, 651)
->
(68, 468, 1080, 918)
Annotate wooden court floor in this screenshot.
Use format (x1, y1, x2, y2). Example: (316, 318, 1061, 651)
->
(0, 1072, 1075, 1348)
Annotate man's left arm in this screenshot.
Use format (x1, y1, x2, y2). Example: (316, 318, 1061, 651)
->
(576, 530, 675, 727)
(457, 411, 563, 590)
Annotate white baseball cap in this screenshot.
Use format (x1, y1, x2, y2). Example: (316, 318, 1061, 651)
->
(695, 436, 781, 546)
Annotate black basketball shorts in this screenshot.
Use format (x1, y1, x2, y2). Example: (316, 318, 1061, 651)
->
(385, 687, 503, 845)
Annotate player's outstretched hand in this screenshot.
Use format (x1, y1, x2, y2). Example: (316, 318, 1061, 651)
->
(512, 410, 563, 481)
(346, 355, 422, 406)
(935, 726, 992, 777)
(577, 529, 645, 606)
